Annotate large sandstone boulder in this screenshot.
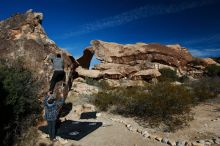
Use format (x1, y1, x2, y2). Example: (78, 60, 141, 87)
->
(130, 69, 161, 80)
(76, 40, 215, 80)
(79, 40, 196, 80)
(77, 47, 94, 69)
(202, 58, 220, 66)
(0, 10, 79, 96)
(91, 40, 193, 67)
(72, 81, 99, 95)
(95, 63, 141, 76)
(76, 66, 102, 78)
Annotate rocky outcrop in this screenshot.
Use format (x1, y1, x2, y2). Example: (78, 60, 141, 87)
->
(130, 69, 161, 80)
(77, 47, 94, 69)
(76, 66, 102, 78)
(76, 40, 196, 80)
(91, 40, 193, 67)
(71, 79, 99, 96)
(0, 10, 79, 95)
(202, 58, 220, 66)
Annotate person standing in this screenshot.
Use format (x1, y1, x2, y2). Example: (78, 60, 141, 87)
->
(44, 91, 64, 141)
(48, 53, 65, 92)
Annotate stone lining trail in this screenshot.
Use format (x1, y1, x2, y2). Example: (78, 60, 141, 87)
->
(108, 116, 220, 146)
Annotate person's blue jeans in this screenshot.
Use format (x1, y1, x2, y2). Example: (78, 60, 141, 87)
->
(47, 120, 56, 140)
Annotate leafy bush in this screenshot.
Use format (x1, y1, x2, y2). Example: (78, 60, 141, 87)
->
(16, 127, 39, 146)
(0, 59, 41, 146)
(178, 75, 189, 83)
(97, 79, 114, 90)
(205, 64, 220, 77)
(85, 77, 113, 90)
(85, 77, 99, 86)
(91, 82, 193, 131)
(187, 77, 220, 102)
(92, 86, 146, 111)
(158, 68, 179, 82)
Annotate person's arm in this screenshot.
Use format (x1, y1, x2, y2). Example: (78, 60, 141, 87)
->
(44, 53, 54, 62)
(43, 95, 49, 106)
(57, 93, 65, 106)
(44, 92, 53, 106)
(61, 56, 65, 70)
(48, 53, 55, 62)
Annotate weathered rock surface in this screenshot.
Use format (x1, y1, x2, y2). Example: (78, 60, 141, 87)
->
(77, 40, 197, 80)
(202, 58, 220, 66)
(91, 40, 193, 67)
(77, 47, 94, 69)
(72, 81, 99, 95)
(76, 66, 102, 78)
(130, 69, 161, 80)
(0, 10, 78, 95)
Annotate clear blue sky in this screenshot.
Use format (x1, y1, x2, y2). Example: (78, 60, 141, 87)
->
(1, 0, 220, 64)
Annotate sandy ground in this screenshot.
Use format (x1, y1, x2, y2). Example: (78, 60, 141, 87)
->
(37, 96, 220, 146)
(37, 113, 166, 146)
(152, 96, 220, 142)
(71, 117, 166, 146)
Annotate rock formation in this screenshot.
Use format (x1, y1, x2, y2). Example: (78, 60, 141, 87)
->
(91, 40, 193, 68)
(1, 10, 219, 90)
(0, 10, 79, 96)
(76, 40, 193, 80)
(77, 47, 94, 69)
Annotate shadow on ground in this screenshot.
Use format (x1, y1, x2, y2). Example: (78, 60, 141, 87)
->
(38, 120, 102, 141)
(58, 102, 73, 118)
(80, 112, 97, 119)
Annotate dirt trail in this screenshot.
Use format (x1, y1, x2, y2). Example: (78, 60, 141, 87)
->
(37, 96, 220, 146)
(71, 117, 166, 146)
(37, 113, 166, 146)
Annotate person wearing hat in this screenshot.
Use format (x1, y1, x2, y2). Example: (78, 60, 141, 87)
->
(44, 91, 64, 141)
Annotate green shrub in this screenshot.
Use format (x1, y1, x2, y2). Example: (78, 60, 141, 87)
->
(85, 77, 113, 90)
(188, 77, 220, 102)
(97, 79, 113, 90)
(158, 68, 179, 82)
(0, 59, 41, 146)
(91, 82, 193, 131)
(178, 75, 189, 83)
(85, 77, 99, 86)
(91, 74, 220, 131)
(16, 127, 39, 146)
(205, 64, 220, 77)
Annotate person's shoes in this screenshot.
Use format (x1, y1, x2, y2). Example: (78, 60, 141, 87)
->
(52, 138, 58, 142)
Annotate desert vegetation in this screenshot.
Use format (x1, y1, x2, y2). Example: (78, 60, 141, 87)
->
(158, 68, 189, 83)
(0, 59, 41, 146)
(205, 64, 220, 77)
(90, 76, 220, 132)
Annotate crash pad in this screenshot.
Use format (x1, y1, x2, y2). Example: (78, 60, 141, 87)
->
(38, 120, 102, 140)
